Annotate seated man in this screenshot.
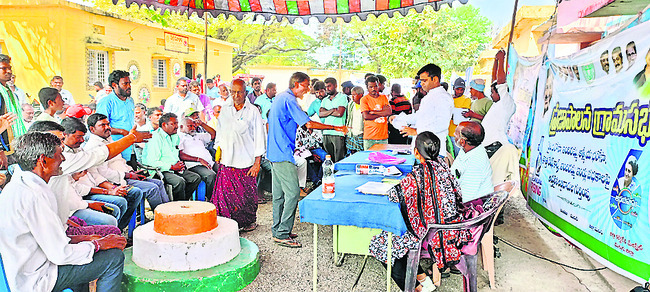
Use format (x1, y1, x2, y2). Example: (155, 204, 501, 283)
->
(0, 132, 126, 292)
(70, 169, 125, 226)
(61, 117, 144, 230)
(137, 107, 162, 132)
(84, 113, 170, 210)
(142, 113, 201, 200)
(178, 116, 217, 201)
(450, 121, 494, 203)
(35, 87, 64, 123)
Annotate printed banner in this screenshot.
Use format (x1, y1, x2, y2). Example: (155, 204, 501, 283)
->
(525, 20, 650, 283)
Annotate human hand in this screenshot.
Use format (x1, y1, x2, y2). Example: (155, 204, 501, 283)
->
(247, 161, 261, 177)
(96, 234, 127, 251)
(88, 201, 105, 211)
(461, 110, 476, 119)
(335, 125, 348, 135)
(66, 219, 82, 228)
(71, 170, 87, 181)
(0, 172, 6, 186)
(198, 158, 211, 169)
(400, 126, 417, 137)
(0, 113, 17, 133)
(171, 161, 185, 171)
(130, 126, 152, 143)
(495, 49, 506, 60)
(125, 171, 146, 180)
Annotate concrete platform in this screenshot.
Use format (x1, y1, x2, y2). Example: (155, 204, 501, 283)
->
(122, 238, 260, 291)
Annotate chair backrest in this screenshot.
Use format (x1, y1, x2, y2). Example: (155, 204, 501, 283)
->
(1, 254, 12, 292)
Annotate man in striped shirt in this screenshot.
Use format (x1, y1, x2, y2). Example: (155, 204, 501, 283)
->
(450, 121, 493, 203)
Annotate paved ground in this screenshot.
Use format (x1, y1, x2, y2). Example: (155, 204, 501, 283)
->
(237, 191, 640, 292)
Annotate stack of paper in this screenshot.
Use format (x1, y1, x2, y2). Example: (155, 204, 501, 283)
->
(356, 181, 397, 195)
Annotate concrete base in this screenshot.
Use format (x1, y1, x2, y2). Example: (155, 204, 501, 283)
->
(133, 216, 240, 272)
(122, 237, 260, 292)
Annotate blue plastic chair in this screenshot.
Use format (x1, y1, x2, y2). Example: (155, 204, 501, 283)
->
(127, 198, 146, 238)
(192, 181, 206, 202)
(1, 254, 72, 292)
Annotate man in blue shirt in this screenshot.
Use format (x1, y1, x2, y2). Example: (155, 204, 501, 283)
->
(205, 78, 220, 105)
(267, 72, 347, 248)
(253, 82, 276, 121)
(97, 70, 135, 160)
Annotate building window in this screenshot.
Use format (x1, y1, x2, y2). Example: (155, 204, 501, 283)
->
(153, 59, 167, 88)
(87, 49, 109, 86)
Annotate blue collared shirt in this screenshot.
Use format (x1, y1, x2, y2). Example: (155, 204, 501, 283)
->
(267, 89, 310, 163)
(96, 91, 135, 160)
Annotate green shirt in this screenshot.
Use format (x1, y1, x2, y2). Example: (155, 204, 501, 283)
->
(254, 93, 273, 121)
(320, 93, 348, 136)
(142, 128, 180, 172)
(471, 98, 493, 123)
(0, 84, 27, 138)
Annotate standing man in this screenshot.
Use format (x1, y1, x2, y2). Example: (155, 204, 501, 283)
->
(247, 77, 263, 104)
(341, 80, 355, 98)
(50, 76, 75, 106)
(387, 83, 412, 145)
(390, 64, 454, 156)
(307, 81, 327, 119)
(267, 72, 347, 248)
(164, 78, 205, 121)
(8, 74, 27, 105)
(482, 50, 515, 153)
(451, 121, 493, 203)
(346, 86, 365, 154)
(377, 74, 390, 96)
(22, 103, 35, 130)
(35, 87, 64, 123)
(360, 75, 391, 150)
(254, 82, 277, 121)
(0, 132, 127, 292)
(213, 79, 266, 232)
(205, 78, 219, 104)
(449, 77, 471, 156)
(97, 70, 136, 160)
(319, 77, 348, 162)
(142, 113, 201, 201)
(463, 79, 492, 123)
(213, 82, 232, 109)
(0, 54, 28, 148)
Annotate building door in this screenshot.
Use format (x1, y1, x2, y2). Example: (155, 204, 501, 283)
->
(185, 63, 196, 80)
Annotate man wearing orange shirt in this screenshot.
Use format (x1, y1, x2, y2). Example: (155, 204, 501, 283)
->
(449, 77, 471, 156)
(360, 76, 392, 150)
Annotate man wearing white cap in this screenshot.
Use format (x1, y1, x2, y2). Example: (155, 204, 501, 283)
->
(462, 79, 492, 123)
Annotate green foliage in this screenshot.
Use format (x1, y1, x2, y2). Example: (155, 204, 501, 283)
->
(319, 5, 492, 79)
(93, 0, 318, 73)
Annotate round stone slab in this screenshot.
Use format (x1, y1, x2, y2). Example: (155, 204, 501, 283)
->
(122, 238, 260, 292)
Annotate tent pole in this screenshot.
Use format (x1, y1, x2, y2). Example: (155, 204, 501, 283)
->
(506, 0, 520, 67)
(204, 16, 209, 93)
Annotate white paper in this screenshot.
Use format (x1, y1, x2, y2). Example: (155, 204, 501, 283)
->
(452, 108, 471, 125)
(356, 181, 395, 195)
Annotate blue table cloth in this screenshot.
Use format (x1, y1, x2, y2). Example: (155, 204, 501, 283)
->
(299, 172, 409, 236)
(334, 150, 415, 174)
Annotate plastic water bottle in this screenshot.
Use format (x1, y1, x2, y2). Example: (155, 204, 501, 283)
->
(322, 155, 335, 199)
(355, 164, 385, 175)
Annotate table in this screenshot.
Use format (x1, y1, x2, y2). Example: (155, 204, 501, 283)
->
(368, 144, 413, 152)
(299, 150, 414, 291)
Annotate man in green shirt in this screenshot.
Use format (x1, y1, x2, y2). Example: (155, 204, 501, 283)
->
(142, 113, 201, 201)
(463, 79, 492, 123)
(254, 82, 277, 121)
(0, 54, 27, 155)
(319, 77, 348, 162)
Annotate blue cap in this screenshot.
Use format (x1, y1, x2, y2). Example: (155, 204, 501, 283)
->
(412, 80, 422, 89)
(341, 81, 354, 88)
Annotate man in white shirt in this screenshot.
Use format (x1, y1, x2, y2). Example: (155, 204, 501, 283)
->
(8, 74, 27, 104)
(35, 87, 64, 123)
(51, 75, 75, 105)
(85, 113, 170, 210)
(390, 63, 453, 156)
(213, 82, 232, 109)
(482, 50, 515, 152)
(21, 103, 34, 130)
(0, 132, 126, 292)
(213, 79, 266, 232)
(451, 121, 494, 203)
(164, 78, 205, 121)
(178, 115, 217, 201)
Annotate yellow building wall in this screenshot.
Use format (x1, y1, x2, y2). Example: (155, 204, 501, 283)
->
(0, 0, 236, 107)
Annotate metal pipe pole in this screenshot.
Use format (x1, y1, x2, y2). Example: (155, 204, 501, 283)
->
(505, 0, 520, 67)
(204, 16, 209, 93)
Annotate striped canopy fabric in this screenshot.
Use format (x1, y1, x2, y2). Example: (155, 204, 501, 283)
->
(117, 0, 468, 23)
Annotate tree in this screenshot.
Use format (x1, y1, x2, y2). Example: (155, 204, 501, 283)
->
(318, 5, 492, 79)
(93, 0, 318, 73)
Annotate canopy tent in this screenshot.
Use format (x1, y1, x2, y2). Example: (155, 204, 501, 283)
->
(115, 0, 468, 23)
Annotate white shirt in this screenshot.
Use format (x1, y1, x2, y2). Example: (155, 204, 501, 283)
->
(212, 95, 232, 109)
(0, 169, 94, 292)
(60, 89, 75, 105)
(164, 92, 204, 118)
(178, 132, 214, 169)
(84, 134, 133, 186)
(216, 100, 266, 168)
(95, 90, 109, 103)
(49, 145, 110, 223)
(481, 84, 515, 146)
(451, 147, 494, 202)
(392, 86, 453, 152)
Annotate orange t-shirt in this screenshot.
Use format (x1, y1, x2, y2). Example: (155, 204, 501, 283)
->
(360, 94, 389, 140)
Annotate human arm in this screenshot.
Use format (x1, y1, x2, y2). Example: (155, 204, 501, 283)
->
(0, 113, 17, 134)
(319, 105, 346, 118)
(462, 110, 484, 121)
(493, 49, 507, 85)
(246, 156, 261, 177)
(179, 151, 211, 168)
(110, 128, 129, 136)
(305, 120, 348, 134)
(361, 105, 391, 120)
(69, 234, 126, 251)
(195, 119, 216, 140)
(105, 126, 151, 160)
(97, 182, 128, 197)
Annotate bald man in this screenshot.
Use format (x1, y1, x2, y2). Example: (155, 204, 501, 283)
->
(450, 121, 493, 203)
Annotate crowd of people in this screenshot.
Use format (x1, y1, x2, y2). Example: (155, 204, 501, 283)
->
(0, 49, 519, 291)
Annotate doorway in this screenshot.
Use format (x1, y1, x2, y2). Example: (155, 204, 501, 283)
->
(185, 63, 196, 79)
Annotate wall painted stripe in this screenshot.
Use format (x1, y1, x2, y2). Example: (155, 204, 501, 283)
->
(214, 0, 229, 10)
(376, 0, 389, 11)
(239, 0, 252, 11)
(258, 0, 276, 12)
(400, 0, 413, 8)
(249, 0, 262, 11)
(286, 1, 299, 14)
(227, 0, 241, 11)
(360, 0, 375, 12)
(348, 0, 360, 12)
(388, 0, 400, 9)
(336, 0, 349, 14)
(308, 0, 325, 14)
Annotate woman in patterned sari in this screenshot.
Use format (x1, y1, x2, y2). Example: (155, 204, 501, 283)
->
(369, 131, 471, 292)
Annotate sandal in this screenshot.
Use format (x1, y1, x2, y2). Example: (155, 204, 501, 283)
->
(273, 237, 302, 248)
(289, 233, 298, 239)
(240, 223, 258, 232)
